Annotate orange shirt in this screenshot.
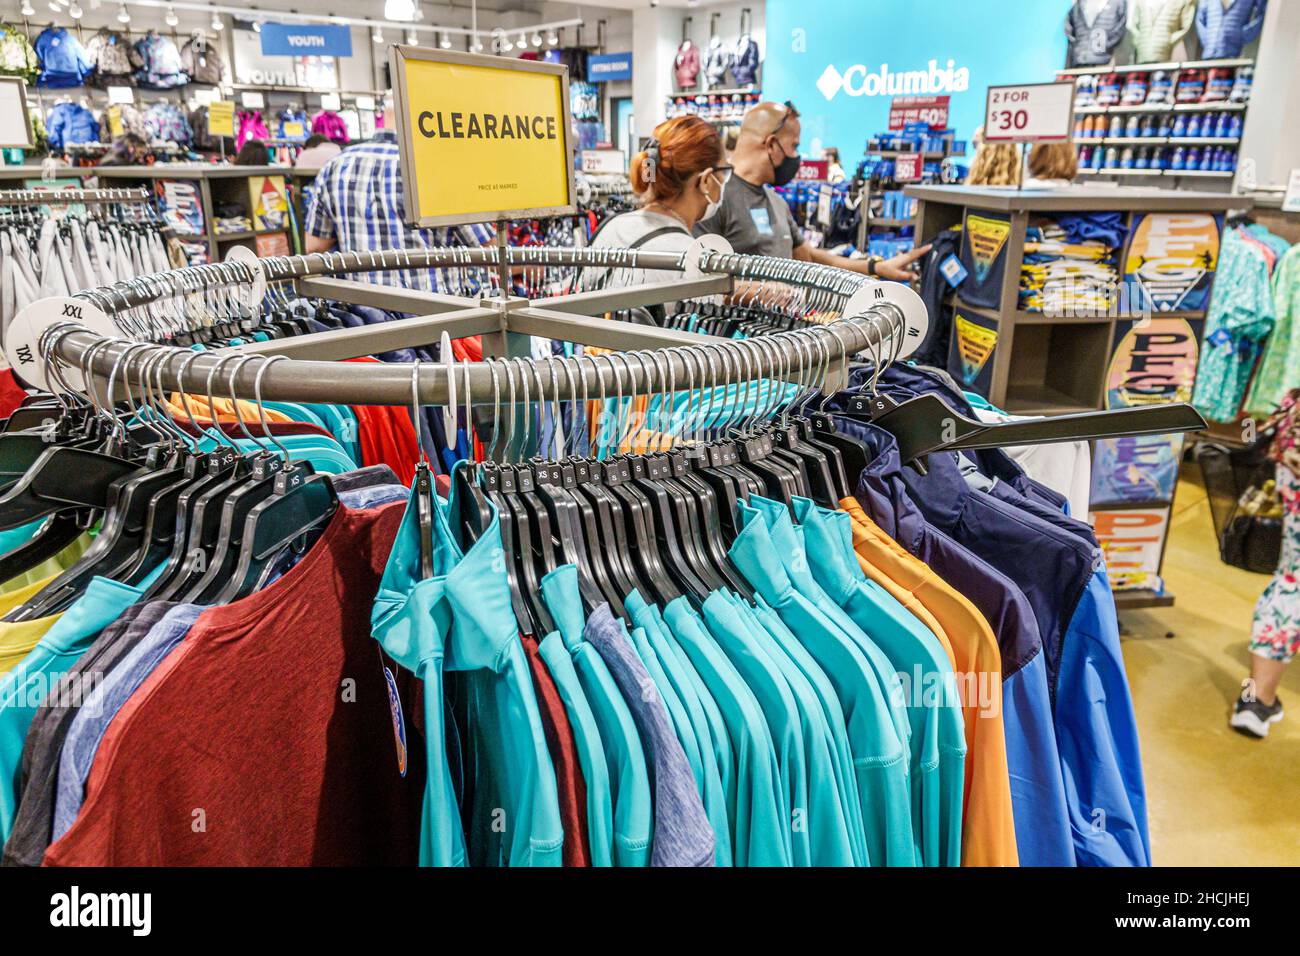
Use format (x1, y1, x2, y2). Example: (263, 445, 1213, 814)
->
(839, 496, 1019, 867)
(167, 393, 295, 427)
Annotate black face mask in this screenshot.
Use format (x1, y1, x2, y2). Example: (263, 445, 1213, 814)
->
(769, 140, 801, 187)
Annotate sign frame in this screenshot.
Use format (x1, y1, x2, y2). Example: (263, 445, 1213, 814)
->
(888, 95, 949, 131)
(390, 44, 578, 228)
(0, 76, 33, 149)
(983, 80, 1075, 144)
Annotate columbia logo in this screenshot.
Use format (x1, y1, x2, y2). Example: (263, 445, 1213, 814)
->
(816, 59, 971, 101)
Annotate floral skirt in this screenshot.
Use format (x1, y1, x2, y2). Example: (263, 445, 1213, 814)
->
(1251, 464, 1300, 663)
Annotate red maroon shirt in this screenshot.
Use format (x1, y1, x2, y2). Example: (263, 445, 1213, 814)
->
(43, 502, 426, 866)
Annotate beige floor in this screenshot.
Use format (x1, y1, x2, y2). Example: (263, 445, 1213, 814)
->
(1120, 472, 1300, 866)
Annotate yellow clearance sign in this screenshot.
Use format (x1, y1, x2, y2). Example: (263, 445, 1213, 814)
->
(391, 46, 576, 227)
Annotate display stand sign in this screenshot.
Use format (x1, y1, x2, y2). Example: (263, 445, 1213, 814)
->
(390, 45, 577, 227)
(241, 91, 265, 109)
(580, 149, 626, 174)
(817, 185, 833, 228)
(893, 153, 923, 183)
(208, 100, 235, 138)
(320, 92, 342, 112)
(0, 77, 33, 149)
(983, 81, 1075, 143)
(796, 159, 829, 181)
(107, 85, 134, 105)
(1283, 168, 1300, 214)
(888, 95, 949, 131)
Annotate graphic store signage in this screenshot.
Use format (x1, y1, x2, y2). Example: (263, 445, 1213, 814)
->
(390, 46, 576, 227)
(1090, 508, 1170, 593)
(951, 312, 998, 390)
(259, 23, 353, 58)
(1124, 213, 1221, 313)
(1091, 317, 1202, 506)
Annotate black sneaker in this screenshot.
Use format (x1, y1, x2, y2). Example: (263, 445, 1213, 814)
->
(1230, 692, 1284, 739)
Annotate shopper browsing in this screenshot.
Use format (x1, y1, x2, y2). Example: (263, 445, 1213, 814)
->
(304, 100, 491, 293)
(1022, 142, 1079, 188)
(696, 101, 929, 282)
(1233, 389, 1300, 738)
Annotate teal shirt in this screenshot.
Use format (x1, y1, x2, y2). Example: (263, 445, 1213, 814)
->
(711, 590, 861, 866)
(662, 597, 792, 866)
(798, 499, 967, 867)
(537, 631, 616, 866)
(728, 505, 915, 866)
(0, 573, 154, 843)
(441, 488, 564, 867)
(540, 565, 652, 867)
(624, 590, 733, 866)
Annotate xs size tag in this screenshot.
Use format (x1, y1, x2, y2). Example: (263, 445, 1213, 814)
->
(939, 254, 968, 287)
(382, 663, 408, 778)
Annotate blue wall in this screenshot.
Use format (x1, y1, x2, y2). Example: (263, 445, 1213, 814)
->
(764, 0, 1073, 154)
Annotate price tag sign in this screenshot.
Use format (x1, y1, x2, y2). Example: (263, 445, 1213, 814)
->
(107, 105, 123, 137)
(796, 159, 829, 181)
(283, 121, 305, 139)
(208, 100, 235, 137)
(580, 149, 626, 174)
(893, 152, 923, 183)
(107, 85, 134, 105)
(192, 88, 216, 106)
(241, 91, 265, 109)
(984, 81, 1075, 143)
(889, 95, 949, 131)
(320, 92, 342, 111)
(1283, 168, 1300, 213)
(817, 185, 833, 228)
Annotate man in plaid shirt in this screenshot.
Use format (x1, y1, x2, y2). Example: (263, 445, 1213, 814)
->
(304, 102, 493, 291)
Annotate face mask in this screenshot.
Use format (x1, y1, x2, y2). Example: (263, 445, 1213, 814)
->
(769, 140, 801, 187)
(700, 172, 723, 220)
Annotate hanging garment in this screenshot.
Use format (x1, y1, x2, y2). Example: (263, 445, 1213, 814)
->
(310, 109, 348, 143)
(673, 40, 700, 89)
(84, 28, 141, 87)
(731, 34, 760, 86)
(143, 101, 192, 145)
(236, 110, 270, 150)
(34, 27, 92, 87)
(702, 37, 732, 88)
(133, 31, 187, 89)
(178, 34, 225, 85)
(44, 102, 99, 151)
(1065, 0, 1129, 67)
(1193, 228, 1276, 422)
(1245, 245, 1300, 416)
(0, 22, 39, 83)
(1129, 0, 1197, 62)
(1195, 0, 1267, 59)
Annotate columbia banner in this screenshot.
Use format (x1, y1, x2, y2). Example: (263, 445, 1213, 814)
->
(390, 46, 576, 227)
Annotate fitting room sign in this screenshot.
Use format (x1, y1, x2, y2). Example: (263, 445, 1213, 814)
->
(983, 81, 1075, 143)
(390, 45, 577, 227)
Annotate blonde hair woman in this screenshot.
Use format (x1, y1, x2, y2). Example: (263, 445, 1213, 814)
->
(1024, 141, 1079, 188)
(966, 142, 1022, 186)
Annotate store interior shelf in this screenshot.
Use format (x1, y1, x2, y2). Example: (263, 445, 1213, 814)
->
(1168, 169, 1235, 177)
(1001, 390, 1099, 417)
(1076, 103, 1174, 114)
(1056, 57, 1251, 77)
(1173, 101, 1247, 111)
(215, 228, 286, 242)
(1113, 589, 1177, 610)
(869, 217, 915, 228)
(870, 150, 951, 159)
(1084, 136, 1240, 146)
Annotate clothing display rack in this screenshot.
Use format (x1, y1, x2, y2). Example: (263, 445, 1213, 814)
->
(0, 187, 150, 206)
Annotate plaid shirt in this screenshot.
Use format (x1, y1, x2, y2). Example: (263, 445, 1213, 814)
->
(304, 130, 494, 292)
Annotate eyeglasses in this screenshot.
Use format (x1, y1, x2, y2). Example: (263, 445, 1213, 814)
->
(771, 100, 798, 137)
(709, 164, 735, 185)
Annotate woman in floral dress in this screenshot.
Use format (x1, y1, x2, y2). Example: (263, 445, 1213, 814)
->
(1234, 389, 1300, 737)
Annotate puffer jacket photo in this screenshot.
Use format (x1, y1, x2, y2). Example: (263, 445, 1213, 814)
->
(85, 29, 142, 86)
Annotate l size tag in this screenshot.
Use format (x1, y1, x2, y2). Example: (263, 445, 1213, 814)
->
(939, 254, 968, 288)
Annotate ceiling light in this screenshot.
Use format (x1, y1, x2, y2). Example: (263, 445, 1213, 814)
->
(546, 30, 558, 46)
(48, 1, 62, 12)
(372, 27, 383, 43)
(383, 0, 416, 22)
(531, 31, 542, 47)
(164, 3, 178, 25)
(211, 10, 222, 30)
(116, 3, 129, 22)
(19, 0, 33, 16)
(68, 0, 81, 15)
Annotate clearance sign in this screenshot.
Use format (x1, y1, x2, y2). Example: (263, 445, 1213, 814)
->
(391, 46, 577, 227)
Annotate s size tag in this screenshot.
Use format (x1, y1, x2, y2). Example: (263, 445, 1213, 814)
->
(382, 664, 408, 777)
(940, 254, 968, 287)
(749, 207, 774, 236)
(1207, 328, 1232, 348)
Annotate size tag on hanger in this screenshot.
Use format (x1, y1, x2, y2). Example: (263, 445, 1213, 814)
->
(939, 254, 968, 287)
(3, 297, 122, 392)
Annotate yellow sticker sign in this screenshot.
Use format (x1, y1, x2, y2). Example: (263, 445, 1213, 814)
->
(208, 100, 235, 138)
(391, 46, 576, 227)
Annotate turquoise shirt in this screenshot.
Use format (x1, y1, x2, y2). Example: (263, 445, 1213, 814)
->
(727, 505, 915, 866)
(537, 631, 616, 866)
(0, 573, 155, 842)
(662, 597, 792, 866)
(624, 590, 733, 866)
(798, 499, 967, 867)
(540, 565, 652, 867)
(441, 487, 564, 866)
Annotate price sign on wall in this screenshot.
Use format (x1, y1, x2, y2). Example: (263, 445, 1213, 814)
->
(893, 153, 923, 183)
(983, 81, 1075, 142)
(796, 159, 829, 181)
(888, 95, 949, 131)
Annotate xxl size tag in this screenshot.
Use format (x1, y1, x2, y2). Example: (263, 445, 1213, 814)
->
(3, 296, 121, 392)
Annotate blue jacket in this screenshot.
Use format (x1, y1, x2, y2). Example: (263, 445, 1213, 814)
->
(45, 101, 98, 150)
(732, 35, 760, 86)
(1196, 0, 1266, 59)
(34, 27, 91, 87)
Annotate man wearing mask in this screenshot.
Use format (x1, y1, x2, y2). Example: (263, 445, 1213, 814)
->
(697, 101, 930, 281)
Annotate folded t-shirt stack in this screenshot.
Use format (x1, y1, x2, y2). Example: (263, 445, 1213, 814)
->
(1019, 213, 1125, 316)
